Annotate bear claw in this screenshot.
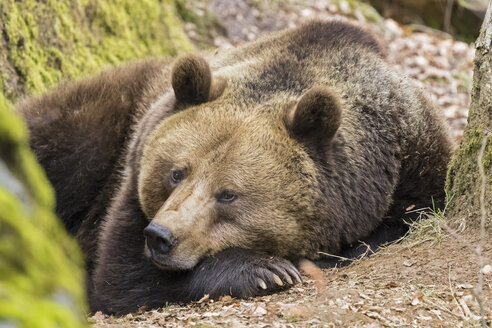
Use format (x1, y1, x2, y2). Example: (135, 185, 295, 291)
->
(273, 274, 283, 286)
(267, 262, 302, 286)
(258, 278, 267, 290)
(189, 248, 302, 300)
(290, 269, 303, 284)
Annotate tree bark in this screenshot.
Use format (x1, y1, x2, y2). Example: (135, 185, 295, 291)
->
(0, 0, 193, 102)
(446, 1, 491, 230)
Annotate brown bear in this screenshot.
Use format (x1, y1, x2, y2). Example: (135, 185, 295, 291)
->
(18, 20, 453, 314)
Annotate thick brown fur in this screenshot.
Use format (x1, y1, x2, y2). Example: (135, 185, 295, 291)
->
(17, 59, 173, 273)
(18, 20, 453, 314)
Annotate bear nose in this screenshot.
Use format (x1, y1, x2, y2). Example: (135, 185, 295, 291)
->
(143, 222, 176, 256)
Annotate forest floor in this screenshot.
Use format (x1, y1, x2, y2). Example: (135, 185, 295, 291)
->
(91, 0, 490, 327)
(92, 225, 491, 327)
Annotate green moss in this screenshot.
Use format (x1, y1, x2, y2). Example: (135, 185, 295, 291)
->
(0, 1, 198, 325)
(0, 101, 88, 327)
(445, 86, 491, 227)
(1, 0, 193, 100)
(333, 0, 385, 26)
(445, 6, 492, 225)
(446, 128, 492, 208)
(176, 0, 221, 48)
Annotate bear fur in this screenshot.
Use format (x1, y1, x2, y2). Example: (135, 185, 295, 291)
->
(17, 20, 453, 314)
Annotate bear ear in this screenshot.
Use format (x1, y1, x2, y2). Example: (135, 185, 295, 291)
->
(171, 54, 226, 105)
(284, 86, 342, 145)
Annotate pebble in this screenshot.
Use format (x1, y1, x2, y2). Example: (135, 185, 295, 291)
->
(481, 264, 492, 275)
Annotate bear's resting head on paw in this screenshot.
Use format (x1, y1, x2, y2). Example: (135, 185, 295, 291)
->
(138, 54, 342, 270)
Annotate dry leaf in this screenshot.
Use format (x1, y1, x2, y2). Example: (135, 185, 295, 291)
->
(403, 260, 416, 267)
(253, 304, 267, 316)
(197, 294, 210, 303)
(299, 259, 327, 293)
(411, 292, 423, 306)
(385, 281, 398, 288)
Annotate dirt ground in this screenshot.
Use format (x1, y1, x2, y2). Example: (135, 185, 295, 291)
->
(91, 225, 491, 327)
(91, 1, 489, 327)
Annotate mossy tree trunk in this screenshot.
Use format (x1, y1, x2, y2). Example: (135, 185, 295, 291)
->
(0, 0, 193, 102)
(446, 1, 491, 230)
(0, 1, 196, 326)
(0, 98, 88, 326)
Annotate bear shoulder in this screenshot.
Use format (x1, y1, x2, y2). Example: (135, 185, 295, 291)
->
(289, 20, 386, 58)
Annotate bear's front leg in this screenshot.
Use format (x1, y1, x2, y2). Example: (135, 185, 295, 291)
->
(92, 247, 300, 314)
(180, 248, 302, 301)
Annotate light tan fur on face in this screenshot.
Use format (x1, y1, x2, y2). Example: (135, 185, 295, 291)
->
(151, 182, 216, 269)
(138, 101, 320, 269)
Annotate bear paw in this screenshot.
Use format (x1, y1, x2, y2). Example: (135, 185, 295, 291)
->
(250, 257, 303, 292)
(184, 248, 302, 301)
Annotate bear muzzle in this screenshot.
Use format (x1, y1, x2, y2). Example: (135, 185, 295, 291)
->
(143, 193, 217, 270)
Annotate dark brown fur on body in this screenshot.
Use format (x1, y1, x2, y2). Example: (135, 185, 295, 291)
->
(17, 59, 173, 273)
(19, 20, 453, 314)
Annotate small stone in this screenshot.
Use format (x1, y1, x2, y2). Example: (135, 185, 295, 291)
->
(481, 264, 492, 275)
(253, 304, 267, 316)
(414, 56, 429, 67)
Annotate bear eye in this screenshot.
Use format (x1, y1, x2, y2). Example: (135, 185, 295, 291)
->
(170, 169, 185, 184)
(216, 190, 237, 204)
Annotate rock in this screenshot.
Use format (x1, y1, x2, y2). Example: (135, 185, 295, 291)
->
(481, 264, 492, 275)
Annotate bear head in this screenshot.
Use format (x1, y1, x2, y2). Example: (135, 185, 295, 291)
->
(138, 54, 342, 270)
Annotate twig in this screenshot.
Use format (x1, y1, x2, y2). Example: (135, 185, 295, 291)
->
(444, 0, 454, 34)
(356, 241, 374, 260)
(423, 296, 464, 319)
(317, 251, 351, 262)
(448, 263, 467, 318)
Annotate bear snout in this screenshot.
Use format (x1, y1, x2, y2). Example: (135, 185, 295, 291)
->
(144, 222, 177, 257)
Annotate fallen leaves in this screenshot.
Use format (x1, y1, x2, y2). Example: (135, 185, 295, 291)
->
(299, 259, 327, 294)
(197, 294, 210, 304)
